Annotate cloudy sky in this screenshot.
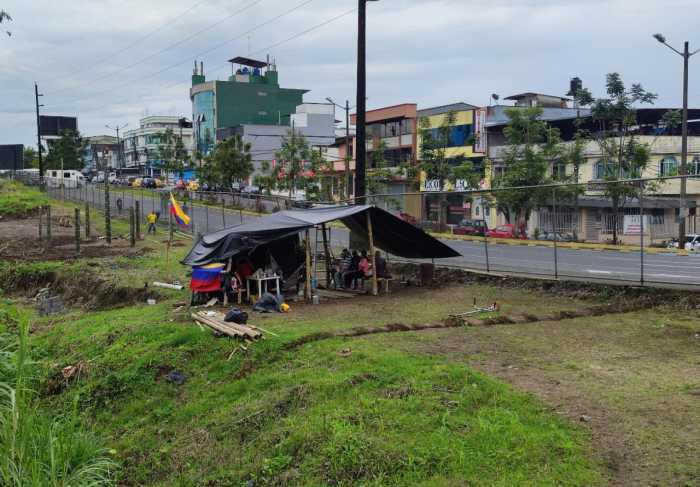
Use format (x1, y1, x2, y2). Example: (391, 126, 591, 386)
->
(2, 0, 700, 147)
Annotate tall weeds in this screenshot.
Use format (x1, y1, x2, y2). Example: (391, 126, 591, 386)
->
(0, 311, 116, 486)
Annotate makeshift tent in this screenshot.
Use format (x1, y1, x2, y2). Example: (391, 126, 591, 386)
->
(182, 205, 459, 267)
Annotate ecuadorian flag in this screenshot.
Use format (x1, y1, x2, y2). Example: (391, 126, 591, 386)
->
(169, 193, 190, 227)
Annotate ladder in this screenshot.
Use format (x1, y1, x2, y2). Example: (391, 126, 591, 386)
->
(313, 224, 334, 289)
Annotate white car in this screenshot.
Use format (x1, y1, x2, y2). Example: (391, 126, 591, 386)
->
(668, 234, 700, 251)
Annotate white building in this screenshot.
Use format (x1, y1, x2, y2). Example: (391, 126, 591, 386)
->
(122, 116, 193, 176)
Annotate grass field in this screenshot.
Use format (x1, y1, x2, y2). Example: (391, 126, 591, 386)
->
(0, 179, 48, 217)
(2, 182, 697, 486)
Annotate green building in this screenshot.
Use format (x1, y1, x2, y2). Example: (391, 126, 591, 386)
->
(190, 57, 308, 154)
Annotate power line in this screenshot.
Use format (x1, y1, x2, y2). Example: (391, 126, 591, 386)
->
(48, 0, 318, 109)
(50, 2, 353, 113)
(47, 0, 266, 96)
(48, 0, 214, 86)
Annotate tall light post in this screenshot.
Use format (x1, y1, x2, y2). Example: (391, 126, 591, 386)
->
(327, 97, 356, 199)
(355, 0, 379, 204)
(653, 33, 700, 245)
(106, 123, 128, 175)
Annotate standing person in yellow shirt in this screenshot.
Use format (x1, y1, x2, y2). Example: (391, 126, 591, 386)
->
(146, 211, 158, 234)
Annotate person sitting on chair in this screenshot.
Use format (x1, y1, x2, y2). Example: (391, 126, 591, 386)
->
(344, 250, 360, 288)
(335, 249, 351, 289)
(352, 250, 371, 290)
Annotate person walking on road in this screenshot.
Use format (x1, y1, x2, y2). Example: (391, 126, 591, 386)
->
(147, 210, 158, 234)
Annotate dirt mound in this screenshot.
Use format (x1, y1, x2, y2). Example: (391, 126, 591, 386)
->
(0, 263, 160, 311)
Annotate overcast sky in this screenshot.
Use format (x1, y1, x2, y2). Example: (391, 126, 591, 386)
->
(2, 0, 700, 147)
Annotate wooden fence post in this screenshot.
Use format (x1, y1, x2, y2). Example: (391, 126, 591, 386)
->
(38, 206, 43, 241)
(85, 203, 90, 239)
(74, 207, 81, 254)
(129, 208, 136, 247)
(321, 223, 332, 288)
(46, 205, 52, 247)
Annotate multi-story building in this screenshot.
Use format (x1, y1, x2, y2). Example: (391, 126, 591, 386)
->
(216, 103, 336, 184)
(82, 135, 120, 174)
(190, 57, 307, 155)
(486, 98, 700, 243)
(417, 102, 486, 224)
(122, 116, 193, 177)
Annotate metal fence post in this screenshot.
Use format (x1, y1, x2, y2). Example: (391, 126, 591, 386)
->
(640, 187, 645, 286)
(38, 206, 43, 241)
(552, 187, 559, 279)
(483, 234, 490, 273)
(221, 197, 226, 228)
(46, 205, 52, 247)
(74, 207, 81, 254)
(206, 203, 210, 233)
(135, 200, 141, 240)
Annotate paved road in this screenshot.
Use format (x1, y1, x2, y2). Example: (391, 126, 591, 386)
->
(55, 184, 700, 289)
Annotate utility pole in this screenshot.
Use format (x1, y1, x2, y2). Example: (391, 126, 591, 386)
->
(355, 0, 368, 204)
(653, 33, 699, 245)
(34, 83, 44, 185)
(326, 97, 356, 200)
(106, 123, 128, 175)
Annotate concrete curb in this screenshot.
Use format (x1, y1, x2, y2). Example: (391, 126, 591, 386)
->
(429, 232, 692, 256)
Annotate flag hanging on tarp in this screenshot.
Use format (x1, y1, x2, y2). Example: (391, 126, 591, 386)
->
(169, 193, 190, 227)
(190, 262, 225, 292)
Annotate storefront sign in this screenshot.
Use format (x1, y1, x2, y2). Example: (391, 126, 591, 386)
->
(473, 108, 487, 154)
(424, 179, 442, 192)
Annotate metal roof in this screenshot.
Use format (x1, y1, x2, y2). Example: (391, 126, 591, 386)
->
(418, 102, 479, 117)
(504, 92, 571, 101)
(486, 106, 591, 127)
(228, 56, 268, 68)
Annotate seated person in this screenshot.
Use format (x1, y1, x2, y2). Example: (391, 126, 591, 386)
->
(374, 251, 391, 279)
(334, 249, 351, 289)
(344, 250, 360, 288)
(236, 258, 254, 281)
(350, 250, 371, 290)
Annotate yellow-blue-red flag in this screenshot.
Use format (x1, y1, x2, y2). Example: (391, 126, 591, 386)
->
(169, 193, 190, 227)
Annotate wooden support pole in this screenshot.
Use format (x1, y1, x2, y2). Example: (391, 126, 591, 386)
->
(104, 178, 111, 245)
(84, 203, 90, 239)
(367, 210, 378, 296)
(321, 223, 332, 288)
(305, 229, 312, 301)
(74, 207, 81, 254)
(168, 210, 174, 243)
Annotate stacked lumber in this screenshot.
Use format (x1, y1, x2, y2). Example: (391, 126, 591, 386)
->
(192, 311, 262, 340)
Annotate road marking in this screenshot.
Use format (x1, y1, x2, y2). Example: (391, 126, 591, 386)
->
(587, 270, 612, 275)
(648, 273, 698, 279)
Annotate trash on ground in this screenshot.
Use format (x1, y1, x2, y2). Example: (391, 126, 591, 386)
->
(153, 281, 184, 290)
(147, 298, 157, 305)
(224, 307, 248, 324)
(252, 292, 284, 313)
(165, 370, 187, 385)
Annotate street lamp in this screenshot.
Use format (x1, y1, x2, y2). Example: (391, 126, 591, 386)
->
(653, 33, 700, 245)
(355, 0, 379, 204)
(106, 123, 128, 174)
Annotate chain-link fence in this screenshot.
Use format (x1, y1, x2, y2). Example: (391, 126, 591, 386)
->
(15, 176, 700, 289)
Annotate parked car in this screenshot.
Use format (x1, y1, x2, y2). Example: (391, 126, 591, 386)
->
(131, 178, 143, 188)
(154, 178, 165, 188)
(667, 234, 700, 251)
(187, 180, 200, 191)
(241, 185, 260, 195)
(486, 224, 525, 239)
(140, 177, 157, 188)
(453, 219, 488, 236)
(175, 179, 186, 190)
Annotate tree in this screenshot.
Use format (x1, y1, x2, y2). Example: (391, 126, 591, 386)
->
(23, 147, 39, 168)
(45, 129, 86, 171)
(157, 128, 184, 179)
(0, 10, 11, 37)
(204, 134, 253, 191)
(589, 73, 658, 244)
(253, 160, 276, 196)
(276, 129, 311, 197)
(492, 107, 578, 235)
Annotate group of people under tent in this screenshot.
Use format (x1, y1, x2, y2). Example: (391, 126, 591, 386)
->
(332, 248, 391, 291)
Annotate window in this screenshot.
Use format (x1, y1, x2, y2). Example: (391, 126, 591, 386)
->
(690, 156, 700, 176)
(594, 160, 607, 180)
(63, 172, 71, 178)
(552, 162, 567, 180)
(659, 156, 678, 177)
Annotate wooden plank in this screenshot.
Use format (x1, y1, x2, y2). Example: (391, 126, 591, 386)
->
(367, 211, 378, 296)
(305, 229, 312, 301)
(316, 289, 356, 299)
(192, 312, 262, 340)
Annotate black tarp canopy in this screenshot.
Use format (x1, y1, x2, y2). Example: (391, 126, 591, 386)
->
(182, 205, 460, 267)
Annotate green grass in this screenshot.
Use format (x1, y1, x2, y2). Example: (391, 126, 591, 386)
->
(0, 180, 49, 217)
